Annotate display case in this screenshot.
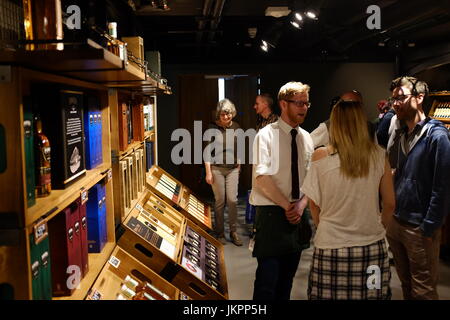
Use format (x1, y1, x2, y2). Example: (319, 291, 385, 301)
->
(146, 166, 213, 232)
(86, 245, 180, 300)
(429, 91, 450, 130)
(117, 189, 228, 300)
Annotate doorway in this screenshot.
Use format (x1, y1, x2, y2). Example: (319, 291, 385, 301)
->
(177, 74, 258, 199)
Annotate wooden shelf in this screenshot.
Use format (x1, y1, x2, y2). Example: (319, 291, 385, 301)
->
(430, 91, 450, 96)
(65, 61, 146, 83)
(118, 140, 145, 160)
(121, 190, 147, 223)
(0, 40, 147, 84)
(53, 241, 116, 300)
(105, 77, 171, 95)
(432, 117, 450, 123)
(26, 163, 111, 229)
(0, 39, 123, 74)
(144, 130, 155, 141)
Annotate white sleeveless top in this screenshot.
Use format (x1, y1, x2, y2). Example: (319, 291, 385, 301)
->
(300, 146, 386, 249)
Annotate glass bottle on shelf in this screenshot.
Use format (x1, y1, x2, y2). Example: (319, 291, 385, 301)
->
(23, 0, 64, 50)
(22, 0, 35, 50)
(106, 22, 119, 56)
(106, 21, 126, 61)
(135, 281, 169, 300)
(34, 115, 51, 197)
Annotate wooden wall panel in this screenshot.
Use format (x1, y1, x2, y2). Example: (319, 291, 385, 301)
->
(178, 75, 218, 199)
(225, 76, 258, 196)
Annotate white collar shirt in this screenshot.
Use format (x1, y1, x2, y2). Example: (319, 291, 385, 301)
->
(250, 118, 314, 206)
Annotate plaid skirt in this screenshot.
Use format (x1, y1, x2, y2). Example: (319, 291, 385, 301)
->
(308, 239, 391, 300)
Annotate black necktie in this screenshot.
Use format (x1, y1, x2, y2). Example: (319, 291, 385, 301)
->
(290, 128, 300, 200)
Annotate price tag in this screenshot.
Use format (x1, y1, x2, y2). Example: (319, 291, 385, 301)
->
(88, 289, 103, 300)
(80, 188, 88, 205)
(108, 255, 121, 268)
(33, 219, 48, 245)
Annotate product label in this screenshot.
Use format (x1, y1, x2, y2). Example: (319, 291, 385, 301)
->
(160, 239, 176, 259)
(62, 91, 85, 178)
(42, 146, 51, 162)
(39, 170, 51, 186)
(108, 255, 121, 268)
(182, 256, 203, 280)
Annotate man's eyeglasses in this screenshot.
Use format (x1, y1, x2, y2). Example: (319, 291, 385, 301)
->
(285, 99, 311, 108)
(389, 94, 413, 103)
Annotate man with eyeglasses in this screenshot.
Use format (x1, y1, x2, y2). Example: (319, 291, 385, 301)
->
(385, 76, 450, 300)
(250, 81, 314, 300)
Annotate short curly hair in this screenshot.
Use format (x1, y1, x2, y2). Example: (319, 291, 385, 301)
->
(215, 98, 237, 119)
(390, 76, 429, 96)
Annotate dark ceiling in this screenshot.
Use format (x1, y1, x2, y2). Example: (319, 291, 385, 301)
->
(120, 0, 450, 70)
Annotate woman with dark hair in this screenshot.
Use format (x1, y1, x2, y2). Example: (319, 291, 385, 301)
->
(301, 99, 395, 300)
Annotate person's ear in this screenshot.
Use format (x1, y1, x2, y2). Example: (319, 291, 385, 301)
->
(279, 100, 286, 111)
(415, 93, 425, 105)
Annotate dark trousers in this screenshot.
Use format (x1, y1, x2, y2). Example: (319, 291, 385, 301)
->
(252, 251, 302, 300)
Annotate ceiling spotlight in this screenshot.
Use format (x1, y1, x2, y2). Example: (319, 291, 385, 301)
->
(295, 12, 303, 21)
(290, 21, 301, 29)
(305, 9, 318, 20)
(259, 21, 283, 52)
(378, 41, 386, 47)
(407, 42, 416, 47)
(260, 39, 276, 52)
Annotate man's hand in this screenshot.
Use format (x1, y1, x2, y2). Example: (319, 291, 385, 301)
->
(205, 173, 213, 185)
(285, 200, 305, 225)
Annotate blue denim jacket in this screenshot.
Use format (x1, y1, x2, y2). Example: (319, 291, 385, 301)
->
(389, 118, 450, 237)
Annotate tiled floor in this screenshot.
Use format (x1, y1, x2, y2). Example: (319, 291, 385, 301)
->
(211, 198, 450, 300)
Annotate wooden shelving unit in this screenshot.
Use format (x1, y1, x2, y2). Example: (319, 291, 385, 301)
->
(53, 241, 116, 300)
(26, 164, 111, 227)
(429, 92, 450, 130)
(0, 37, 179, 300)
(117, 190, 228, 300)
(0, 41, 124, 300)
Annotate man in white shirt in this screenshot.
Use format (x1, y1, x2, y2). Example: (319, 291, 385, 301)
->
(250, 81, 314, 300)
(310, 91, 363, 149)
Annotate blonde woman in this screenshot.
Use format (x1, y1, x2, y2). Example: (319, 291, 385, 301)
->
(301, 99, 395, 300)
(205, 99, 243, 246)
